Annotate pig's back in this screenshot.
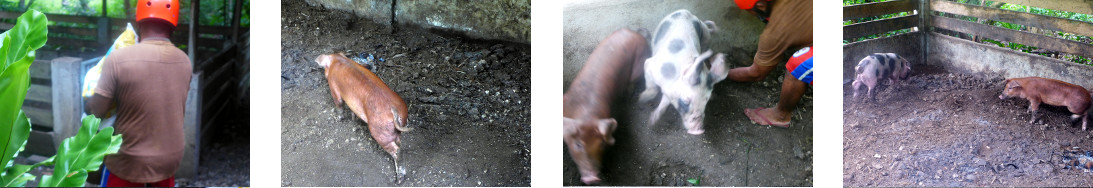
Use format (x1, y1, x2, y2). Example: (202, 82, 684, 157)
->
(1022, 77, 1091, 107)
(328, 59, 406, 114)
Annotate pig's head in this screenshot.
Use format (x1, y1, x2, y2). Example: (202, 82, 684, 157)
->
(895, 56, 912, 80)
(669, 51, 729, 135)
(999, 79, 1024, 100)
(563, 117, 617, 184)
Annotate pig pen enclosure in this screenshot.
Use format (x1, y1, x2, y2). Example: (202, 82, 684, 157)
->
(843, 0, 1093, 186)
(279, 0, 530, 186)
(562, 0, 813, 186)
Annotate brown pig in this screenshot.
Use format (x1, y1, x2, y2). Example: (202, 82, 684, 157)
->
(999, 77, 1092, 130)
(316, 53, 412, 178)
(564, 28, 650, 185)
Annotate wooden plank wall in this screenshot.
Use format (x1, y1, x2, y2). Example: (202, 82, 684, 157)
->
(0, 11, 245, 61)
(930, 0, 1093, 58)
(843, 0, 920, 42)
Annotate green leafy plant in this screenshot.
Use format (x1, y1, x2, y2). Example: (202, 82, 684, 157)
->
(0, 10, 122, 187)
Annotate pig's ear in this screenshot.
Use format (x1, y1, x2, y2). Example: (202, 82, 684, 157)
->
(564, 117, 579, 136)
(709, 53, 729, 84)
(315, 54, 331, 68)
(704, 20, 718, 32)
(598, 119, 617, 145)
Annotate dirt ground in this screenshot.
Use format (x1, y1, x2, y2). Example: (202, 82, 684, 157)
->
(561, 37, 813, 187)
(279, 0, 531, 186)
(177, 119, 250, 187)
(843, 65, 1093, 186)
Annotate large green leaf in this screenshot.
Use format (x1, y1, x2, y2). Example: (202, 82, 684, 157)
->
(0, 7, 47, 171)
(39, 115, 121, 187)
(1, 164, 35, 187)
(0, 111, 31, 187)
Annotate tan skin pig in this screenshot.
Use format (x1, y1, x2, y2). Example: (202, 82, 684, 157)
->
(564, 28, 650, 185)
(316, 53, 412, 180)
(999, 77, 1092, 130)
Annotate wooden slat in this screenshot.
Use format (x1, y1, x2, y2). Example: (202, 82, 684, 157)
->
(44, 13, 98, 24)
(845, 0, 918, 20)
(844, 15, 919, 40)
(990, 0, 1093, 15)
(48, 26, 97, 36)
(47, 37, 100, 48)
(25, 84, 51, 104)
(0, 11, 22, 19)
(931, 16, 1093, 58)
(932, 0, 1093, 38)
(28, 61, 50, 80)
(22, 105, 53, 127)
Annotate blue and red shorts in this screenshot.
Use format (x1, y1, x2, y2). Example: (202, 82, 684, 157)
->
(786, 46, 813, 85)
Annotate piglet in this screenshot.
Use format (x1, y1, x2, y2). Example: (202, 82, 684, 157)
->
(316, 53, 412, 180)
(999, 77, 1092, 130)
(564, 28, 650, 185)
(852, 53, 911, 101)
(638, 9, 728, 135)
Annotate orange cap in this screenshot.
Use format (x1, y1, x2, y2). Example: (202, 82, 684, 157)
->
(735, 0, 760, 10)
(136, 0, 180, 27)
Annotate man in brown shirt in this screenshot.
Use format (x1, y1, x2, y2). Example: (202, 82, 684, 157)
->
(88, 0, 191, 186)
(731, 0, 813, 127)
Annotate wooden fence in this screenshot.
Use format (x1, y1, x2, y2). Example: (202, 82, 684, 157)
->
(843, 0, 1093, 87)
(0, 11, 243, 62)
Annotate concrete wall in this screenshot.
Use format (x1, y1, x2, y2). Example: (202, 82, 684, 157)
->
(842, 32, 924, 83)
(562, 0, 765, 91)
(928, 33, 1093, 88)
(303, 0, 530, 44)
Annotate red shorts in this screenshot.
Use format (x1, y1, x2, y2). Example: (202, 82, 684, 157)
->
(103, 168, 174, 187)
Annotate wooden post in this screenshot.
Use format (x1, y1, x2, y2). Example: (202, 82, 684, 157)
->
(125, 0, 131, 18)
(189, 0, 200, 68)
(231, 0, 243, 45)
(98, 0, 110, 47)
(919, 0, 929, 65)
(50, 57, 82, 146)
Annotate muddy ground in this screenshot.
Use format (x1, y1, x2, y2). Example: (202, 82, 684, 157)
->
(279, 0, 531, 186)
(843, 65, 1093, 186)
(561, 33, 814, 186)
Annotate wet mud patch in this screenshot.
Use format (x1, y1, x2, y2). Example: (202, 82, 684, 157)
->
(844, 64, 1093, 186)
(280, 0, 530, 186)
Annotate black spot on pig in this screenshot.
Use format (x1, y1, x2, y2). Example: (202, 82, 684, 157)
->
(672, 11, 683, 18)
(655, 22, 671, 44)
(669, 39, 684, 54)
(677, 98, 691, 114)
(661, 63, 676, 79)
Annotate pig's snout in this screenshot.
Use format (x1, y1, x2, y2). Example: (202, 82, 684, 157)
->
(999, 94, 1005, 100)
(581, 175, 601, 185)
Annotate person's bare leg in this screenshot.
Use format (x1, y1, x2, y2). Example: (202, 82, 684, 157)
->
(758, 73, 807, 124)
